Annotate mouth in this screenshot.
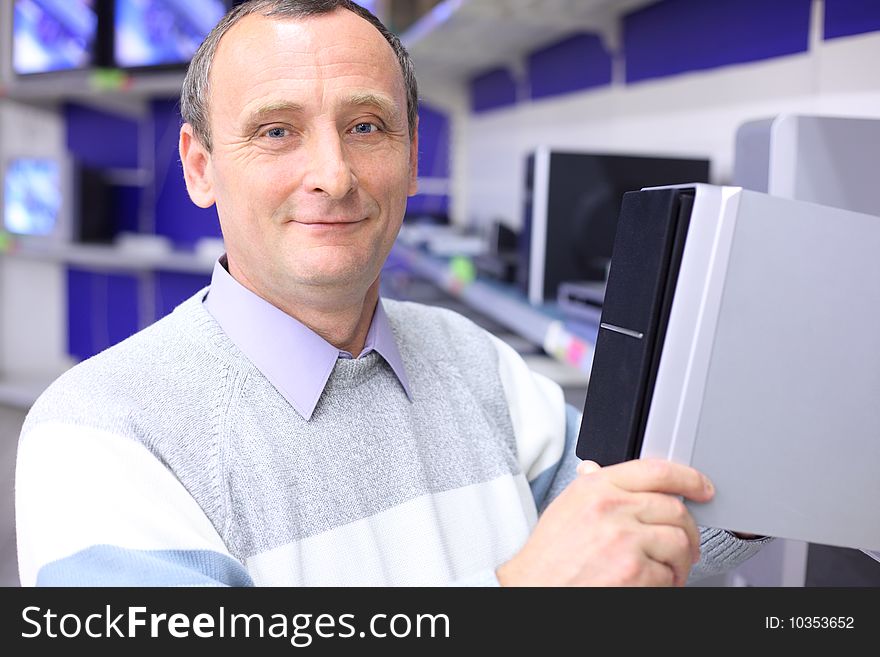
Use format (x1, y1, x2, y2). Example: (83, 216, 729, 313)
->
(292, 217, 368, 226)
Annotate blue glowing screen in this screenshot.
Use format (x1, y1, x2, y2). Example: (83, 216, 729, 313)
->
(13, 0, 98, 74)
(114, 0, 228, 67)
(3, 159, 63, 237)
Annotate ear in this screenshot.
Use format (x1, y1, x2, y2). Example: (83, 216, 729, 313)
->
(179, 123, 216, 208)
(407, 116, 419, 197)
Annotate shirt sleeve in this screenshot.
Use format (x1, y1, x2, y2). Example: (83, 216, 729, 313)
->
(15, 421, 252, 587)
(688, 530, 775, 584)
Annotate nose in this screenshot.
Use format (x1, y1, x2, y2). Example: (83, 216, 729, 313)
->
(302, 126, 357, 199)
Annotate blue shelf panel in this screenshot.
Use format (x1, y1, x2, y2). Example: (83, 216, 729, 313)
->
(624, 0, 812, 83)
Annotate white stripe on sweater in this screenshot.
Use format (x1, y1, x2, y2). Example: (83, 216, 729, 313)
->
(15, 422, 234, 587)
(489, 335, 567, 481)
(245, 472, 536, 586)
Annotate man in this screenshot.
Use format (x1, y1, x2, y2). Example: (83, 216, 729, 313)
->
(15, 0, 766, 587)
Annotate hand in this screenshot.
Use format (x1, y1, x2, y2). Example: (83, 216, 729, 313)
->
(497, 458, 714, 587)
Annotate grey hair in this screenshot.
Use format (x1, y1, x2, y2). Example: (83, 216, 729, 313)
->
(180, 0, 419, 151)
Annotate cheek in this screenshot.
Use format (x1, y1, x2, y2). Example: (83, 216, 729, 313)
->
(366, 156, 415, 202)
(217, 159, 295, 216)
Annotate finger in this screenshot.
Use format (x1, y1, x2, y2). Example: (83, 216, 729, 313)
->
(633, 493, 701, 564)
(621, 556, 676, 587)
(642, 525, 697, 587)
(639, 559, 677, 587)
(596, 458, 714, 502)
(576, 460, 601, 476)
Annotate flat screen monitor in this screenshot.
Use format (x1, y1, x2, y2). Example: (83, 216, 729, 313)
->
(518, 149, 710, 305)
(2, 156, 73, 246)
(113, 0, 229, 69)
(12, 0, 100, 75)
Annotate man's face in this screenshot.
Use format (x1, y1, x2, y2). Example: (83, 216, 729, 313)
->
(182, 9, 417, 304)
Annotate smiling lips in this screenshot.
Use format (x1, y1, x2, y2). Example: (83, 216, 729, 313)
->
(292, 217, 368, 226)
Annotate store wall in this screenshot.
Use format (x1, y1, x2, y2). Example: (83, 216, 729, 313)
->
(454, 0, 880, 230)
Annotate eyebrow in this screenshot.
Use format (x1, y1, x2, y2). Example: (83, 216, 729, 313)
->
(241, 101, 306, 135)
(342, 92, 402, 123)
(240, 93, 404, 135)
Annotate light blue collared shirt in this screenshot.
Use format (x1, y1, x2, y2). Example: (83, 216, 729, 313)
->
(202, 257, 411, 420)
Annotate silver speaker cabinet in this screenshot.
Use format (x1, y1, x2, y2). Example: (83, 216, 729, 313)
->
(578, 183, 880, 553)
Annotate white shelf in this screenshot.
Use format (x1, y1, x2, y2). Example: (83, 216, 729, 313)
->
(389, 242, 597, 373)
(1, 69, 186, 105)
(0, 375, 56, 409)
(2, 241, 215, 275)
(401, 0, 657, 85)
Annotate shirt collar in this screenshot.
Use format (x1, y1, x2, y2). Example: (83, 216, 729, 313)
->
(203, 257, 411, 420)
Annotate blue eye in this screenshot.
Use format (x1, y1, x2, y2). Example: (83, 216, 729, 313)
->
(352, 122, 378, 135)
(266, 127, 287, 139)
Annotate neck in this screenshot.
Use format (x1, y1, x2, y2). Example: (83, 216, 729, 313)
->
(290, 279, 380, 355)
(227, 260, 380, 354)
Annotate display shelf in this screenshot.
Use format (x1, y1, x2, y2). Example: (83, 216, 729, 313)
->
(1, 241, 216, 275)
(0, 374, 56, 409)
(388, 241, 598, 373)
(400, 0, 655, 85)
(0, 69, 186, 105)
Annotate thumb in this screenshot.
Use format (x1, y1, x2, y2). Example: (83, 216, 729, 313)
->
(576, 459, 602, 476)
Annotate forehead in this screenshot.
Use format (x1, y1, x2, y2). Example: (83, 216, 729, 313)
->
(209, 9, 406, 121)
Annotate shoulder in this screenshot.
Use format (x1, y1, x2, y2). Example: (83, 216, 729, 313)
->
(23, 291, 228, 436)
(382, 298, 493, 349)
(382, 297, 505, 394)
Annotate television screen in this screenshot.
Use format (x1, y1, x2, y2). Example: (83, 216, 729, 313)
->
(3, 158, 62, 236)
(2, 157, 72, 244)
(114, 0, 228, 68)
(13, 0, 99, 75)
(519, 149, 711, 305)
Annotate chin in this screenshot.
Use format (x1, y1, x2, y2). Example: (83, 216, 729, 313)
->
(293, 263, 372, 291)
